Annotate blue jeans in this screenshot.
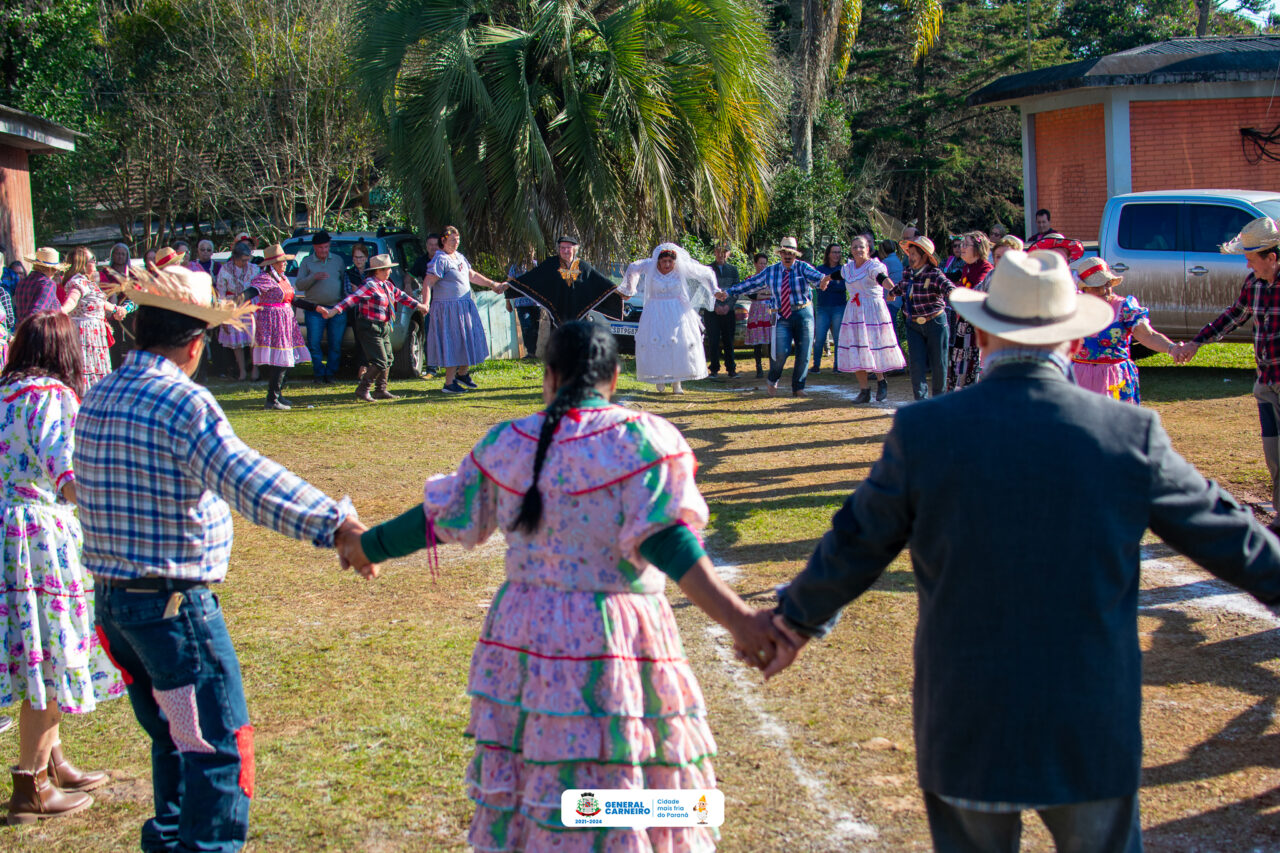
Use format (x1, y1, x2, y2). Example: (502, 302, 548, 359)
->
(769, 305, 813, 392)
(905, 313, 949, 400)
(924, 792, 1142, 853)
(304, 308, 347, 377)
(96, 582, 252, 853)
(812, 303, 843, 370)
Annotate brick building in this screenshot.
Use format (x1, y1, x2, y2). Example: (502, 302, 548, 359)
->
(0, 104, 78, 263)
(969, 36, 1280, 242)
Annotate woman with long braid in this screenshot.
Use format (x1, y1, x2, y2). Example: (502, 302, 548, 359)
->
(348, 321, 785, 851)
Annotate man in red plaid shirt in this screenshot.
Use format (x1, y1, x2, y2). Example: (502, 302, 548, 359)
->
(1176, 217, 1280, 530)
(320, 253, 426, 402)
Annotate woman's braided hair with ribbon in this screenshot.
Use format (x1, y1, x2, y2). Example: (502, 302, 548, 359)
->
(512, 320, 619, 534)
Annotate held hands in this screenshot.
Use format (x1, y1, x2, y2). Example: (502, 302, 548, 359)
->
(316, 306, 332, 319)
(1170, 341, 1200, 365)
(492, 281, 509, 294)
(818, 274, 831, 291)
(335, 517, 379, 579)
(416, 303, 429, 315)
(714, 291, 729, 302)
(728, 608, 805, 679)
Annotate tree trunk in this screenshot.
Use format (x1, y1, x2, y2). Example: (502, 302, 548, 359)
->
(1197, 0, 1211, 37)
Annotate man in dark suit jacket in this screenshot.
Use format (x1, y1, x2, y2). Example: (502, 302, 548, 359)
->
(761, 249, 1280, 852)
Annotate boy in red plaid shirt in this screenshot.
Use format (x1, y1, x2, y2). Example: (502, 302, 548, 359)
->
(320, 253, 426, 401)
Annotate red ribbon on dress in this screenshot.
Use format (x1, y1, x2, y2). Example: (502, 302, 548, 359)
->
(851, 292, 861, 307)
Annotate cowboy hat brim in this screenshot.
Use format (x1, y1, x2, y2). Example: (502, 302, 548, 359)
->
(260, 253, 295, 265)
(367, 261, 398, 270)
(1220, 235, 1280, 254)
(899, 239, 938, 265)
(949, 287, 1114, 346)
(25, 256, 67, 270)
(114, 283, 256, 330)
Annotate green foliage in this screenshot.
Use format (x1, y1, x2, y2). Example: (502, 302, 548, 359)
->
(352, 0, 784, 259)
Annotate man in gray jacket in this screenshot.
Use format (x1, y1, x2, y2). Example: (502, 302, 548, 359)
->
(295, 231, 348, 383)
(761, 249, 1280, 853)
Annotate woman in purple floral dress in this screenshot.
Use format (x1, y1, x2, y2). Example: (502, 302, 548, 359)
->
(0, 313, 123, 824)
(245, 243, 310, 410)
(352, 321, 785, 852)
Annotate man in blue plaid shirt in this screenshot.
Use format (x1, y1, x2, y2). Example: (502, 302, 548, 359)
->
(74, 266, 376, 853)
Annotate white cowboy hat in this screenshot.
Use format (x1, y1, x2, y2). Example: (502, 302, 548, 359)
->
(899, 235, 938, 265)
(1070, 256, 1122, 289)
(25, 247, 66, 270)
(1220, 216, 1280, 254)
(259, 243, 296, 266)
(777, 236, 802, 256)
(107, 265, 255, 330)
(367, 253, 398, 271)
(950, 249, 1113, 345)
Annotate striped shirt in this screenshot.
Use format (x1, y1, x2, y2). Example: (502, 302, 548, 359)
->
(1193, 270, 1280, 385)
(74, 350, 350, 582)
(725, 260, 825, 308)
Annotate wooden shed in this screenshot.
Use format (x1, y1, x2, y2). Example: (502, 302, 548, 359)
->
(0, 104, 79, 263)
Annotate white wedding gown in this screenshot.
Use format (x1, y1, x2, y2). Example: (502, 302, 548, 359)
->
(627, 267, 711, 385)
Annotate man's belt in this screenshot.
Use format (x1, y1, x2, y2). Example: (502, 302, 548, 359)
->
(94, 575, 208, 592)
(911, 309, 944, 324)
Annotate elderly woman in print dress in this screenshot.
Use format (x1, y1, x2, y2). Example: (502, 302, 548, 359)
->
(244, 243, 309, 410)
(618, 243, 722, 394)
(215, 242, 259, 381)
(60, 247, 127, 389)
(341, 321, 788, 852)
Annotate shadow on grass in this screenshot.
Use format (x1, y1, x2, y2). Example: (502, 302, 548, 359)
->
(1139, 366, 1256, 403)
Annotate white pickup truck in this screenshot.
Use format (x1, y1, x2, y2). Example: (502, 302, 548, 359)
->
(1098, 190, 1280, 342)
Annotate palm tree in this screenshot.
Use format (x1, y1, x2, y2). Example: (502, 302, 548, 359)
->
(353, 0, 783, 256)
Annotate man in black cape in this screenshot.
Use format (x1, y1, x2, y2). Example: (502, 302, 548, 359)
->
(504, 236, 624, 327)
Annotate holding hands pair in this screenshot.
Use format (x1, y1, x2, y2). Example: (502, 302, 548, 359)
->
(334, 517, 379, 579)
(1169, 341, 1200, 365)
(728, 609, 808, 679)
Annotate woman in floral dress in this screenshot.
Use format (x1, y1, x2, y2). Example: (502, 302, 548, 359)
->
(351, 321, 783, 852)
(215, 242, 259, 381)
(0, 312, 123, 824)
(743, 252, 772, 377)
(61, 247, 127, 389)
(1068, 256, 1178, 405)
(244, 243, 309, 410)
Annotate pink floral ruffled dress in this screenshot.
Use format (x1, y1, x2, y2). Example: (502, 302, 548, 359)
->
(62, 273, 116, 387)
(0, 376, 124, 713)
(423, 398, 717, 852)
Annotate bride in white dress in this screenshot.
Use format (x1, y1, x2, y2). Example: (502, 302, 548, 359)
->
(619, 243, 722, 393)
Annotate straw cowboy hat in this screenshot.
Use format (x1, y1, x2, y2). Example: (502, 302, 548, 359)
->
(259, 243, 295, 266)
(367, 253, 398, 271)
(25, 247, 66, 270)
(106, 264, 255, 330)
(950, 249, 1113, 345)
(1221, 216, 1280, 254)
(153, 246, 184, 268)
(1070, 256, 1122, 289)
(777, 236, 802, 257)
(899, 235, 938, 265)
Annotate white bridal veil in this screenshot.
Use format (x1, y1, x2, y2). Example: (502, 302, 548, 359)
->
(619, 243, 719, 312)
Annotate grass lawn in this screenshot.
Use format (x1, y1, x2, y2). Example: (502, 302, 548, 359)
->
(7, 344, 1278, 851)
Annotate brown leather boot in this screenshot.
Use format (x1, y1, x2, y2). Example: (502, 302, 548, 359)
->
(372, 368, 399, 400)
(355, 372, 375, 402)
(7, 767, 92, 825)
(48, 743, 109, 793)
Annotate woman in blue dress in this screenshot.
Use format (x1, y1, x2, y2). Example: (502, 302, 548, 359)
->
(419, 226, 508, 395)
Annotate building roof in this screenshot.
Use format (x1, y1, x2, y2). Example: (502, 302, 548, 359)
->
(0, 103, 80, 153)
(969, 36, 1280, 107)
